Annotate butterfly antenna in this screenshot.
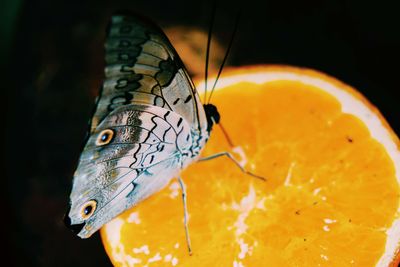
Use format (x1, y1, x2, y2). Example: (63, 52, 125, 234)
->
(204, 0, 217, 104)
(207, 12, 240, 104)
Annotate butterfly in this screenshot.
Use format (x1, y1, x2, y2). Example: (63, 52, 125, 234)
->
(64, 13, 264, 254)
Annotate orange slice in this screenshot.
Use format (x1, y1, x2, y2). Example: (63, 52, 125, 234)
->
(101, 65, 400, 266)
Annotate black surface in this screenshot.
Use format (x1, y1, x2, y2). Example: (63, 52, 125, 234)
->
(4, 0, 399, 266)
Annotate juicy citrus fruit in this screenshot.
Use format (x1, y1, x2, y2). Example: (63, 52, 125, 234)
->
(101, 65, 400, 266)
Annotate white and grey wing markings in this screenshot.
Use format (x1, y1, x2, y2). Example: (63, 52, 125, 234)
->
(89, 104, 191, 166)
(74, 104, 192, 203)
(90, 15, 207, 135)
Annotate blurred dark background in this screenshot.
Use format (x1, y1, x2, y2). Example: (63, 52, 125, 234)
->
(3, 0, 399, 266)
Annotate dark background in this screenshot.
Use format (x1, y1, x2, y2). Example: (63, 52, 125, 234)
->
(3, 0, 399, 266)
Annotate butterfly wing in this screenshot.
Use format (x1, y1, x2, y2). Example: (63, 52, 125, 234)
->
(90, 15, 207, 135)
(65, 14, 208, 238)
(68, 103, 192, 238)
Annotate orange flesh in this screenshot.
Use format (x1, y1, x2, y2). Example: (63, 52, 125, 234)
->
(101, 76, 399, 266)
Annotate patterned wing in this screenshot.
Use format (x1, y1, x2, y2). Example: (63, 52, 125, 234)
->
(67, 103, 193, 238)
(90, 15, 207, 135)
(64, 14, 210, 239)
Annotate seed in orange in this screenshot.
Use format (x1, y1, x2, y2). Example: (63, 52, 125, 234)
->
(101, 65, 400, 266)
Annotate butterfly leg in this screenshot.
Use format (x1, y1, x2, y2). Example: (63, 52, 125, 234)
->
(198, 152, 266, 181)
(178, 176, 192, 255)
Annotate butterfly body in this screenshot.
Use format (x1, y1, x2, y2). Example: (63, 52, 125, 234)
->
(65, 15, 215, 238)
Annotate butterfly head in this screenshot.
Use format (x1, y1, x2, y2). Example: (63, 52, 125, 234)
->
(204, 104, 220, 132)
